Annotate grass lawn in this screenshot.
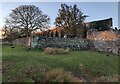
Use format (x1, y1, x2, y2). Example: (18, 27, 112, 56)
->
(2, 45, 119, 82)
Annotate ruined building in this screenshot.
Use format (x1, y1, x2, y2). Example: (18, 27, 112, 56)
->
(84, 18, 112, 31)
(34, 18, 113, 38)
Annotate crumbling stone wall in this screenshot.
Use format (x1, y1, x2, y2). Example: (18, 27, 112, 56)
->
(89, 39, 120, 54)
(11, 35, 120, 54)
(87, 29, 118, 41)
(13, 37, 31, 46)
(32, 36, 119, 54)
(87, 29, 120, 54)
(32, 36, 89, 50)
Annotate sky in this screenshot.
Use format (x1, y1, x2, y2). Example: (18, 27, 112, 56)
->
(0, 2, 119, 29)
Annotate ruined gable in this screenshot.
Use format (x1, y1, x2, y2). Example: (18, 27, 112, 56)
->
(85, 18, 112, 31)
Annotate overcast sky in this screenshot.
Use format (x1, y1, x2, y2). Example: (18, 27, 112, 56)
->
(0, 2, 119, 29)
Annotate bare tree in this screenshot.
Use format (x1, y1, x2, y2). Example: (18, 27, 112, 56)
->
(55, 4, 88, 38)
(5, 5, 50, 47)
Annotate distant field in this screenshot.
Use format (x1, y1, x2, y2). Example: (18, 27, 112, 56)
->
(2, 45, 119, 82)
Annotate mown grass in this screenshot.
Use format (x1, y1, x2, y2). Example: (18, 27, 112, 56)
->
(2, 45, 119, 82)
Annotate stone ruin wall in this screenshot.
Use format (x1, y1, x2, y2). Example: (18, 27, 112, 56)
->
(12, 37, 31, 46)
(87, 30, 120, 54)
(87, 29, 118, 41)
(13, 29, 120, 54)
(32, 36, 89, 50)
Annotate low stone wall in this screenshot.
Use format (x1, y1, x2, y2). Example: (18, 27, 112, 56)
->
(89, 39, 120, 54)
(12, 37, 30, 46)
(32, 36, 89, 50)
(10, 36, 119, 54)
